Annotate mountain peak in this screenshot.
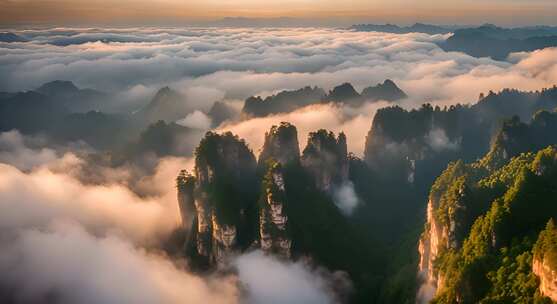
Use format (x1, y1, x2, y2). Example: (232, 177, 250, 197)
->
(361, 79, 407, 101)
(135, 86, 190, 124)
(302, 129, 349, 191)
(326, 83, 360, 102)
(36, 80, 79, 95)
(259, 122, 300, 166)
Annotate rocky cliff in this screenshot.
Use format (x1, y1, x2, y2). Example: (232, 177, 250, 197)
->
(418, 198, 448, 293)
(417, 161, 470, 294)
(418, 141, 557, 303)
(533, 258, 557, 302)
(178, 124, 365, 268)
(176, 170, 196, 229)
(177, 127, 297, 266)
(258, 160, 292, 258)
(177, 131, 257, 266)
(258, 122, 300, 166)
(533, 220, 557, 302)
(301, 129, 349, 192)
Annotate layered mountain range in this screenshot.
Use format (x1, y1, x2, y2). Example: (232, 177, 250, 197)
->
(438, 24, 557, 60)
(3, 74, 557, 302)
(364, 86, 557, 187)
(172, 83, 557, 303)
(242, 80, 407, 117)
(351, 23, 557, 61)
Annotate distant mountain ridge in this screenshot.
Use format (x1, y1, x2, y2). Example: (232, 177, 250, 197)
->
(350, 23, 458, 34)
(351, 23, 557, 61)
(451, 23, 557, 40)
(0, 81, 205, 155)
(438, 24, 557, 60)
(243, 79, 407, 117)
(0, 80, 107, 113)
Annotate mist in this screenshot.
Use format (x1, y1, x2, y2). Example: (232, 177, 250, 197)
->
(0, 132, 343, 304)
(2, 25, 557, 304)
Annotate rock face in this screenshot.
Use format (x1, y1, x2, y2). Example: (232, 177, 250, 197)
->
(418, 197, 452, 294)
(533, 220, 557, 302)
(178, 129, 296, 265)
(258, 122, 300, 166)
(533, 258, 557, 302)
(301, 129, 349, 192)
(363, 104, 470, 184)
(178, 126, 361, 267)
(176, 170, 196, 229)
(417, 160, 472, 298)
(364, 106, 417, 182)
(177, 131, 257, 266)
(417, 140, 557, 302)
(258, 161, 292, 258)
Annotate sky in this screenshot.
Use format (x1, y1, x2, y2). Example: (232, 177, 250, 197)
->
(1, 0, 557, 27)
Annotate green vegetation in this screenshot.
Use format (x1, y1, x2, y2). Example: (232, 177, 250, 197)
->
(281, 159, 381, 302)
(429, 146, 557, 303)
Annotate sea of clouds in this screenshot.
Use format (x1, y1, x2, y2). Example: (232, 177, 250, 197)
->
(0, 130, 346, 304)
(1, 27, 557, 303)
(2, 27, 557, 154)
(2, 28, 557, 104)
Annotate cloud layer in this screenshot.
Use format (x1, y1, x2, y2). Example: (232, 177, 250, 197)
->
(0, 222, 239, 304)
(2, 28, 556, 107)
(3, 27, 556, 156)
(234, 251, 351, 304)
(0, 132, 341, 304)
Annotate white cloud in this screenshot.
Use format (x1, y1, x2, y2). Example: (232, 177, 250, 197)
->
(425, 128, 460, 152)
(177, 110, 213, 130)
(234, 251, 349, 304)
(0, 130, 58, 171)
(332, 182, 360, 216)
(2, 28, 556, 113)
(0, 161, 179, 243)
(0, 133, 344, 304)
(0, 221, 239, 304)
